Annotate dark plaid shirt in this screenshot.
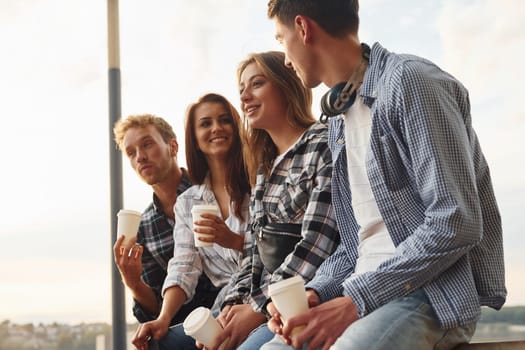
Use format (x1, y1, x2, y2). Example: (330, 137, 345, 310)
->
(132, 170, 220, 324)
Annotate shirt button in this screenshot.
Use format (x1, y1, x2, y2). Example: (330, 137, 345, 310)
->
(337, 139, 344, 145)
(404, 283, 411, 291)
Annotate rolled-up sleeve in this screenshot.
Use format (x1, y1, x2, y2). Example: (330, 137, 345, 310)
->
(162, 198, 203, 302)
(342, 59, 483, 318)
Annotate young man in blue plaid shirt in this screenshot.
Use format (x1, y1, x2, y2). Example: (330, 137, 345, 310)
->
(262, 1, 506, 349)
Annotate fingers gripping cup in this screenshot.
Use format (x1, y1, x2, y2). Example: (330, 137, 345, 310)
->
(183, 307, 227, 350)
(268, 275, 309, 339)
(191, 204, 219, 247)
(116, 209, 142, 249)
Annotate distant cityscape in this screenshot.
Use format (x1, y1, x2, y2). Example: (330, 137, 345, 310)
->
(0, 320, 132, 350)
(2, 307, 525, 350)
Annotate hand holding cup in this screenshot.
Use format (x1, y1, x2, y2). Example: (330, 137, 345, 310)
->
(268, 276, 309, 341)
(183, 307, 227, 350)
(116, 209, 142, 249)
(191, 204, 219, 247)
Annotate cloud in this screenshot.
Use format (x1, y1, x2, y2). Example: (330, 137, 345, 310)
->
(438, 0, 525, 117)
(437, 0, 525, 190)
(0, 0, 37, 22)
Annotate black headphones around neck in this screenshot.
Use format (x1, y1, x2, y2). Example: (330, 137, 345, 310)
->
(319, 43, 371, 123)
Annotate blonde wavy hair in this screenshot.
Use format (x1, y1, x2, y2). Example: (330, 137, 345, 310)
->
(237, 51, 315, 185)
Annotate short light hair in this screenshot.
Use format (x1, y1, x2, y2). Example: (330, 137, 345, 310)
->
(113, 114, 176, 151)
(268, 0, 360, 37)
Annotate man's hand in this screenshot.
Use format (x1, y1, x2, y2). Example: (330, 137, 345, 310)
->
(194, 213, 244, 251)
(131, 318, 170, 350)
(267, 289, 321, 344)
(266, 301, 284, 336)
(208, 304, 266, 350)
(113, 235, 143, 289)
(281, 296, 359, 350)
(113, 235, 160, 316)
(216, 304, 232, 328)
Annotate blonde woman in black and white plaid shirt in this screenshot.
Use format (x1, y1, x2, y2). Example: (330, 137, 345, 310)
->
(206, 51, 340, 350)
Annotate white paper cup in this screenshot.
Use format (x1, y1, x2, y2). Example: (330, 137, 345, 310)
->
(191, 204, 219, 247)
(116, 209, 142, 249)
(183, 307, 226, 350)
(268, 276, 309, 339)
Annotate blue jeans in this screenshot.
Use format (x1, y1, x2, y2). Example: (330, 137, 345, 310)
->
(261, 289, 476, 350)
(149, 323, 198, 350)
(150, 321, 274, 350)
(237, 323, 274, 350)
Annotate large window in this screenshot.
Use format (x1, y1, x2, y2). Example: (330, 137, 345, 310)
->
(0, 0, 522, 346)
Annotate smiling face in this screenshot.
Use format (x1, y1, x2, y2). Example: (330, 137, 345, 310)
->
(122, 125, 176, 185)
(239, 62, 288, 131)
(193, 101, 234, 160)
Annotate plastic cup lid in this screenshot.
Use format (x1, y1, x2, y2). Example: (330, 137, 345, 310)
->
(117, 209, 142, 216)
(183, 307, 211, 334)
(191, 204, 218, 212)
(268, 275, 304, 296)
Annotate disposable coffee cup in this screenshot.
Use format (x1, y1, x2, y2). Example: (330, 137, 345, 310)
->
(268, 275, 309, 339)
(191, 204, 219, 247)
(116, 209, 142, 249)
(183, 307, 227, 350)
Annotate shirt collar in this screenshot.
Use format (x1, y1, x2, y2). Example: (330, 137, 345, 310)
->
(177, 168, 192, 195)
(284, 122, 327, 157)
(191, 173, 216, 203)
(151, 167, 192, 213)
(360, 42, 389, 108)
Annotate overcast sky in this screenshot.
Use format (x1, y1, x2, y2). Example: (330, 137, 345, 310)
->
(0, 0, 523, 324)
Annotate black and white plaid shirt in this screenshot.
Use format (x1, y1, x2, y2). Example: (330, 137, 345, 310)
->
(224, 122, 340, 311)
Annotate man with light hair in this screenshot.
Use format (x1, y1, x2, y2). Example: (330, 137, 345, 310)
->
(113, 114, 219, 327)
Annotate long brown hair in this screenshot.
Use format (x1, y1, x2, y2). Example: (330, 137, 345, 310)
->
(238, 51, 315, 185)
(185, 93, 250, 220)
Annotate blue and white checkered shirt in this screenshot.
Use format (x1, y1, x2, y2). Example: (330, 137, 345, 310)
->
(307, 43, 506, 329)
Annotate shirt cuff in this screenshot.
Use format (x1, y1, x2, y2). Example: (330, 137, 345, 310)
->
(220, 297, 244, 311)
(132, 300, 156, 323)
(305, 274, 344, 302)
(341, 274, 380, 317)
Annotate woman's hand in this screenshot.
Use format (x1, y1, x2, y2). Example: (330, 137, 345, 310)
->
(194, 213, 244, 251)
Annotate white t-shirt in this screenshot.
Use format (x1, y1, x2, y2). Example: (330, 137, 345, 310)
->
(344, 96, 395, 275)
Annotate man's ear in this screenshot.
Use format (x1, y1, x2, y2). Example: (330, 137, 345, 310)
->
(294, 15, 313, 44)
(169, 138, 179, 157)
